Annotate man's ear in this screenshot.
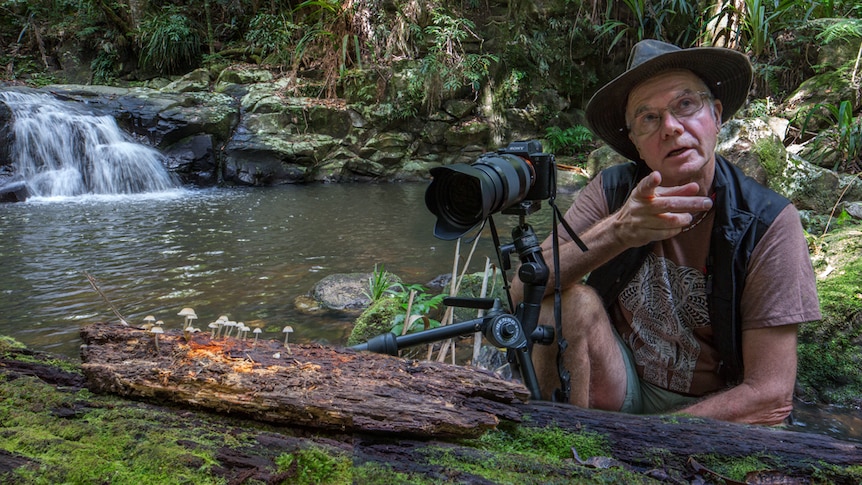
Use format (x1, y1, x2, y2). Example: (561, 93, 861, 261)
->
(628, 131, 641, 156)
(713, 99, 724, 128)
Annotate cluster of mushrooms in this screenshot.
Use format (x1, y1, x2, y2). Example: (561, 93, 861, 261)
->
(141, 307, 295, 353)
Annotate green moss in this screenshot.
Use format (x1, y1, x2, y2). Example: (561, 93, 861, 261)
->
(752, 137, 785, 185)
(797, 225, 862, 405)
(694, 454, 777, 482)
(348, 296, 401, 346)
(812, 463, 862, 484)
(351, 462, 436, 485)
(0, 375, 227, 484)
(0, 336, 27, 351)
(473, 425, 610, 462)
(0, 336, 82, 375)
(413, 425, 658, 484)
(10, 352, 83, 375)
(815, 255, 862, 318)
(423, 443, 652, 484)
(275, 445, 352, 485)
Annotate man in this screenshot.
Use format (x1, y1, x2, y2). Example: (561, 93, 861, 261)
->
(517, 40, 821, 425)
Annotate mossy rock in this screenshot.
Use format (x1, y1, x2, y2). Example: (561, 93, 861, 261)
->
(347, 296, 401, 347)
(797, 224, 862, 406)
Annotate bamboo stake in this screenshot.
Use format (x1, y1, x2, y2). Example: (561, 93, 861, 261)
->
(401, 290, 416, 336)
(435, 235, 481, 363)
(83, 271, 129, 326)
(472, 257, 492, 365)
(429, 238, 462, 360)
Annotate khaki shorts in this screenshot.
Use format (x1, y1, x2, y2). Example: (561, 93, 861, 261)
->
(614, 330, 699, 415)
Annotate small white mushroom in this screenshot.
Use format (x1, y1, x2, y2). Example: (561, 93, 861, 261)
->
(282, 326, 294, 351)
(253, 328, 262, 346)
(177, 307, 197, 329)
(186, 313, 198, 330)
(150, 326, 164, 352)
(142, 315, 156, 331)
(183, 325, 200, 337)
(215, 316, 228, 338)
(208, 322, 219, 338)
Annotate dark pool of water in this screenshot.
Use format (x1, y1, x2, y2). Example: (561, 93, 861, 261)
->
(789, 402, 862, 443)
(0, 183, 569, 357)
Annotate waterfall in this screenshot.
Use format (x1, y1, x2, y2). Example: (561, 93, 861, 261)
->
(1, 91, 180, 198)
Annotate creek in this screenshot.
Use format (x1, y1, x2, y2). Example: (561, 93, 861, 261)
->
(0, 183, 532, 354)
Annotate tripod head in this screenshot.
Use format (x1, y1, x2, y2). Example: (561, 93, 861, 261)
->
(352, 297, 527, 355)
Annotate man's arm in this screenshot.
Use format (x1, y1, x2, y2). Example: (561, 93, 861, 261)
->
(513, 171, 714, 296)
(677, 324, 798, 425)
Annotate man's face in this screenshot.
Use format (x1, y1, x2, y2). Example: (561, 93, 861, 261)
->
(625, 70, 723, 188)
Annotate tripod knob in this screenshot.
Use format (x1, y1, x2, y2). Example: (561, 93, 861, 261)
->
(500, 320, 518, 339)
(518, 261, 549, 284)
(486, 314, 526, 349)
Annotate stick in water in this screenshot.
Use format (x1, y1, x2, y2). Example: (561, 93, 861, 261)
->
(83, 271, 129, 326)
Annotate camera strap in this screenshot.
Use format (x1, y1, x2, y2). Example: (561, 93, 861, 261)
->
(548, 200, 588, 404)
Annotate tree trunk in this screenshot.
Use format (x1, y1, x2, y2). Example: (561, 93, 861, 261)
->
(706, 0, 744, 49)
(79, 322, 862, 472)
(94, 0, 134, 36)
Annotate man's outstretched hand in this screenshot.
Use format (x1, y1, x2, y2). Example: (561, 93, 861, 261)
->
(613, 171, 713, 248)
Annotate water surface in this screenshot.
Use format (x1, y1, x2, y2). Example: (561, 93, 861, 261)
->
(0, 183, 565, 356)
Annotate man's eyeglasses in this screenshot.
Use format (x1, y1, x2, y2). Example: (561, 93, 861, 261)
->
(627, 91, 712, 137)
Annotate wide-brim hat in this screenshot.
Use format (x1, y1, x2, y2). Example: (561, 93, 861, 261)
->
(585, 39, 753, 162)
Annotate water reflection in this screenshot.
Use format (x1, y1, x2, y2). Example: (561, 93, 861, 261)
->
(0, 183, 571, 357)
(789, 402, 862, 443)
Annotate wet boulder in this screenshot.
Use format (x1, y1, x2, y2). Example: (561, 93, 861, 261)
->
(310, 273, 374, 312)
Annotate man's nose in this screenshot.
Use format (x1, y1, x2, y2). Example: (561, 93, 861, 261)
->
(659, 110, 685, 136)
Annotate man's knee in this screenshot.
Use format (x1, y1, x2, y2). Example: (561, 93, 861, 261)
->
(549, 284, 608, 335)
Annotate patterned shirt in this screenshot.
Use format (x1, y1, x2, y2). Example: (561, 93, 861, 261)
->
(559, 171, 821, 396)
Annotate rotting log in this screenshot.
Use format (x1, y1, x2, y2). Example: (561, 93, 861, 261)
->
(517, 400, 862, 471)
(78, 322, 862, 473)
(79, 323, 529, 438)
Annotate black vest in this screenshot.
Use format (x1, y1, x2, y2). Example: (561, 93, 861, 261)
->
(584, 155, 790, 383)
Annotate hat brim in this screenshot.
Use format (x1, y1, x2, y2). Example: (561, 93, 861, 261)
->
(585, 47, 753, 163)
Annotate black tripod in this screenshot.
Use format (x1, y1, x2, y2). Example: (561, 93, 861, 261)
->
(351, 204, 553, 401)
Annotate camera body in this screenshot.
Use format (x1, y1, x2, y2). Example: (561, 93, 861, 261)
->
(496, 140, 555, 202)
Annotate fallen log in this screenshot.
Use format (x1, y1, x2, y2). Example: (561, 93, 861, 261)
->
(517, 400, 862, 471)
(79, 322, 862, 474)
(79, 323, 529, 438)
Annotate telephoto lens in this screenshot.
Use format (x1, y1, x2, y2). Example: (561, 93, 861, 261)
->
(425, 153, 533, 239)
(425, 140, 554, 240)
